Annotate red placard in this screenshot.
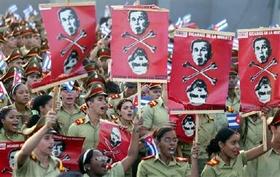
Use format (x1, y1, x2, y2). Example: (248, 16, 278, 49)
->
(111, 5, 168, 82)
(0, 142, 23, 177)
(53, 135, 84, 171)
(169, 114, 195, 143)
(34, 2, 96, 91)
(169, 28, 234, 112)
(97, 120, 131, 162)
(238, 28, 280, 112)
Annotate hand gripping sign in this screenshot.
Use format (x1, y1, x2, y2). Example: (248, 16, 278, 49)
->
(238, 28, 280, 112)
(111, 5, 168, 82)
(33, 2, 96, 92)
(169, 28, 234, 113)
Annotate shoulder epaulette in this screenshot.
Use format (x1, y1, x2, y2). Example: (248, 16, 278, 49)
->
(110, 94, 120, 99)
(75, 118, 85, 125)
(148, 100, 158, 107)
(56, 160, 65, 172)
(30, 153, 37, 162)
(206, 158, 220, 166)
(142, 155, 155, 160)
(176, 157, 189, 163)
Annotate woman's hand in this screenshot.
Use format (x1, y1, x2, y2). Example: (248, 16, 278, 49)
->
(45, 111, 57, 129)
(191, 141, 200, 159)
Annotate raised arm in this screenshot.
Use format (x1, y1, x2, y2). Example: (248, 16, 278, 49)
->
(16, 111, 57, 168)
(188, 142, 200, 177)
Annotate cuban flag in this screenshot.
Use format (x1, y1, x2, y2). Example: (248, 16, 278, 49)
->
(0, 81, 8, 99)
(7, 4, 17, 14)
(227, 113, 240, 130)
(209, 19, 228, 31)
(62, 81, 74, 92)
(141, 135, 158, 156)
(23, 5, 34, 20)
(12, 68, 22, 87)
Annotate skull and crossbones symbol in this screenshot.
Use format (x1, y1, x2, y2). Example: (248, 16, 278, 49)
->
(182, 62, 218, 85)
(249, 58, 278, 82)
(57, 30, 87, 56)
(182, 115, 195, 137)
(122, 30, 156, 53)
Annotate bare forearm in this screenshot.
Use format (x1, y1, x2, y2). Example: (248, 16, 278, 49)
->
(127, 129, 140, 158)
(189, 157, 199, 177)
(245, 144, 268, 161)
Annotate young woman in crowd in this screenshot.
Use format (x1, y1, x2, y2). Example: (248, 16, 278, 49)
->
(0, 106, 25, 142)
(11, 83, 31, 127)
(201, 127, 269, 177)
(137, 127, 200, 177)
(114, 99, 135, 132)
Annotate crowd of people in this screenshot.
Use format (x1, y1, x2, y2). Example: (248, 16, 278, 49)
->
(0, 3, 279, 177)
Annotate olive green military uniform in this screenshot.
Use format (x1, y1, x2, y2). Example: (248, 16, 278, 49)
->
(201, 152, 248, 177)
(0, 129, 24, 142)
(142, 97, 169, 130)
(68, 115, 100, 150)
(57, 105, 85, 135)
(83, 161, 124, 177)
(0, 96, 9, 109)
(240, 116, 263, 177)
(13, 152, 63, 177)
(256, 149, 280, 177)
(137, 155, 191, 177)
(180, 114, 219, 174)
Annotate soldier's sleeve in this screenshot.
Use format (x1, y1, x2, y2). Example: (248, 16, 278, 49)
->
(136, 161, 147, 177)
(67, 123, 79, 136)
(201, 165, 216, 177)
(213, 113, 228, 131)
(142, 105, 154, 130)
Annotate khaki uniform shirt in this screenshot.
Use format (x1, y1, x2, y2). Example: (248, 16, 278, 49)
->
(0, 129, 24, 142)
(13, 153, 62, 177)
(142, 97, 169, 130)
(257, 149, 280, 177)
(137, 155, 191, 177)
(83, 161, 124, 177)
(201, 152, 248, 177)
(57, 105, 85, 135)
(67, 115, 100, 150)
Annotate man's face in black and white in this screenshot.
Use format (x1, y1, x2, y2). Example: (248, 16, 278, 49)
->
(129, 11, 149, 35)
(110, 127, 121, 147)
(253, 39, 270, 63)
(255, 77, 272, 103)
(186, 79, 208, 106)
(52, 141, 64, 157)
(59, 8, 79, 36)
(64, 50, 78, 73)
(128, 48, 148, 75)
(182, 116, 195, 137)
(191, 41, 210, 66)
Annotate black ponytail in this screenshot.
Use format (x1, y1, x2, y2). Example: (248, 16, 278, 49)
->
(206, 127, 236, 158)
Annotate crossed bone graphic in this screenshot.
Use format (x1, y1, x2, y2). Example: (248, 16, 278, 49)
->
(249, 58, 278, 82)
(103, 138, 121, 160)
(122, 30, 156, 53)
(182, 62, 218, 85)
(57, 30, 87, 56)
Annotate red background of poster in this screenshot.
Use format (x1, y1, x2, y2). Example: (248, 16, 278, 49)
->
(169, 30, 233, 111)
(169, 114, 195, 143)
(111, 6, 168, 81)
(40, 3, 96, 79)
(53, 135, 84, 171)
(97, 120, 131, 162)
(0, 142, 23, 177)
(238, 30, 280, 112)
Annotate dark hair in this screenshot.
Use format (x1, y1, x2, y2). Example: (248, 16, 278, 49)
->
(0, 107, 13, 129)
(191, 39, 212, 59)
(57, 171, 83, 177)
(253, 37, 272, 58)
(26, 95, 52, 128)
(78, 149, 94, 174)
(255, 76, 271, 92)
(187, 79, 208, 93)
(206, 127, 237, 158)
(105, 81, 120, 95)
(153, 127, 174, 142)
(116, 99, 133, 112)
